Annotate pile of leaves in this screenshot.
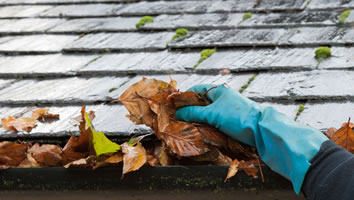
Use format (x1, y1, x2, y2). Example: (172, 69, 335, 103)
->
(119, 77, 263, 181)
(0, 107, 149, 176)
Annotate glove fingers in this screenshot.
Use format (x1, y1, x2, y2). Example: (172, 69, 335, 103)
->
(175, 106, 209, 124)
(187, 84, 220, 102)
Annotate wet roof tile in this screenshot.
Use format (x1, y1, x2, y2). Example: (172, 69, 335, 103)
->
(65, 32, 174, 52)
(0, 35, 78, 53)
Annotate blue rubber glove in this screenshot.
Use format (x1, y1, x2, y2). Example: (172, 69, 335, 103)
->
(175, 84, 328, 194)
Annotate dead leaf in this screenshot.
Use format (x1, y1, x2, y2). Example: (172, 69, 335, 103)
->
(66, 107, 93, 154)
(239, 160, 259, 179)
(170, 91, 209, 108)
(328, 120, 354, 153)
(196, 124, 228, 147)
(62, 136, 89, 164)
(0, 142, 29, 167)
(158, 122, 210, 157)
(64, 155, 96, 168)
(18, 152, 40, 168)
(28, 143, 63, 167)
(94, 153, 123, 169)
(121, 141, 147, 175)
(32, 108, 59, 122)
(1, 116, 37, 133)
(225, 159, 239, 182)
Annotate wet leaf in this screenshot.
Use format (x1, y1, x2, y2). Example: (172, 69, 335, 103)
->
(328, 120, 354, 153)
(158, 122, 210, 157)
(121, 141, 147, 175)
(225, 159, 239, 182)
(64, 155, 96, 168)
(196, 124, 228, 147)
(239, 160, 259, 178)
(28, 143, 63, 167)
(32, 108, 59, 122)
(1, 116, 37, 133)
(0, 142, 29, 167)
(170, 91, 209, 108)
(120, 78, 176, 128)
(18, 152, 40, 168)
(192, 148, 231, 165)
(94, 153, 124, 169)
(69, 107, 93, 153)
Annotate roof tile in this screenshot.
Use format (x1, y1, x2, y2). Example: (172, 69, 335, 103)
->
(0, 35, 78, 53)
(40, 4, 125, 17)
(0, 5, 52, 18)
(297, 102, 354, 131)
(0, 54, 97, 76)
(244, 70, 354, 101)
(142, 13, 243, 30)
(168, 29, 286, 48)
(65, 32, 174, 52)
(49, 17, 140, 32)
(196, 48, 317, 72)
(80, 51, 200, 74)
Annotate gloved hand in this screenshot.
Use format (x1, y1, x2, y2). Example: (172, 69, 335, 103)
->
(175, 84, 328, 194)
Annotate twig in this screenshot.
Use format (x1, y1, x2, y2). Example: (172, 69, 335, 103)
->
(256, 158, 264, 183)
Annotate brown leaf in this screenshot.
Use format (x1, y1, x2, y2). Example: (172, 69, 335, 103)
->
(0, 142, 29, 167)
(18, 152, 40, 168)
(195, 124, 228, 147)
(329, 121, 354, 153)
(1, 116, 37, 133)
(192, 148, 232, 165)
(239, 160, 259, 179)
(225, 159, 239, 182)
(61, 107, 94, 164)
(121, 141, 147, 175)
(120, 78, 176, 128)
(62, 136, 89, 165)
(32, 108, 59, 122)
(158, 122, 210, 157)
(28, 143, 63, 167)
(94, 153, 123, 169)
(64, 155, 96, 168)
(66, 107, 93, 153)
(159, 143, 174, 166)
(146, 155, 159, 166)
(170, 91, 209, 108)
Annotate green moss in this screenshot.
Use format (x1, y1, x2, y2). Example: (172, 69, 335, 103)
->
(303, 0, 312, 9)
(339, 9, 350, 24)
(239, 74, 258, 93)
(136, 16, 154, 28)
(193, 49, 216, 70)
(315, 46, 331, 63)
(171, 28, 189, 41)
(242, 12, 253, 21)
(109, 88, 117, 93)
(295, 104, 305, 120)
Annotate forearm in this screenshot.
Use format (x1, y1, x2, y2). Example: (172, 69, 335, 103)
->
(302, 140, 354, 200)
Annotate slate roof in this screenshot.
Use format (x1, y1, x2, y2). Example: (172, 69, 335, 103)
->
(0, 0, 353, 142)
